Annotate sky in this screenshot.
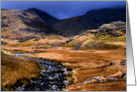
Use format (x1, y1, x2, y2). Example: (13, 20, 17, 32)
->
(1, 1, 126, 19)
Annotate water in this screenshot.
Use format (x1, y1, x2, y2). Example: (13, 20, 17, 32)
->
(12, 53, 68, 91)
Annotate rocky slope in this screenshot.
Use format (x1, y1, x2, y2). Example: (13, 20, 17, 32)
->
(1, 8, 58, 40)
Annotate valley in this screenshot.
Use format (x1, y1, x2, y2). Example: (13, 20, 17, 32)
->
(1, 7, 126, 91)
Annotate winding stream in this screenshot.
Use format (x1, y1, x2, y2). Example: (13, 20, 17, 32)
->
(12, 53, 68, 91)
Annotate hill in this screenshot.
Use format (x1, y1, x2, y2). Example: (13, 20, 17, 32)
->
(64, 21, 126, 50)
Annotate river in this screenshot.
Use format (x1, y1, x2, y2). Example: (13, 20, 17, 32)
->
(12, 53, 69, 91)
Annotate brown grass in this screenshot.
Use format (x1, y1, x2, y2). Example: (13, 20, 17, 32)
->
(66, 81, 126, 91)
(1, 37, 126, 91)
(1, 52, 40, 91)
(21, 47, 126, 91)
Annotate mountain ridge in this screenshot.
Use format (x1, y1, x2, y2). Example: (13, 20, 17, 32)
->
(1, 7, 126, 38)
(26, 8, 58, 26)
(53, 7, 126, 36)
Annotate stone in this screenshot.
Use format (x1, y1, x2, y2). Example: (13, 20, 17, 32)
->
(63, 80, 68, 86)
(81, 76, 104, 85)
(109, 62, 115, 66)
(13, 53, 67, 91)
(81, 78, 93, 85)
(48, 76, 54, 80)
(99, 81, 104, 83)
(120, 60, 126, 65)
(41, 83, 43, 85)
(121, 73, 126, 78)
(90, 79, 98, 83)
(93, 76, 104, 80)
(40, 70, 46, 72)
(51, 85, 58, 90)
(107, 76, 118, 81)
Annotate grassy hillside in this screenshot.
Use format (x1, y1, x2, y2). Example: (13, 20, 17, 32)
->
(1, 52, 40, 91)
(65, 21, 126, 50)
(1, 21, 126, 52)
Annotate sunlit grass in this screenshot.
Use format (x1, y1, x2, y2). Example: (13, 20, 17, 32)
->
(1, 52, 40, 91)
(10, 39, 36, 47)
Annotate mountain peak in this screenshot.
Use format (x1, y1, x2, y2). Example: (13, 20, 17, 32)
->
(26, 7, 58, 26)
(26, 7, 44, 13)
(26, 7, 57, 20)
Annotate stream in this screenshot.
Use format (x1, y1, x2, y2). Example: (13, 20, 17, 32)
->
(12, 53, 69, 91)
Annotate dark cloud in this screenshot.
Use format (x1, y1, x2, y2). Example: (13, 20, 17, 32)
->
(1, 1, 126, 19)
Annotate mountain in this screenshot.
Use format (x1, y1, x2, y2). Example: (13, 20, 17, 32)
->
(26, 8, 58, 27)
(1, 7, 126, 39)
(53, 7, 126, 36)
(1, 8, 58, 40)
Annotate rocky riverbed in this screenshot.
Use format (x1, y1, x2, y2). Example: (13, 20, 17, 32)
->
(12, 53, 69, 91)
